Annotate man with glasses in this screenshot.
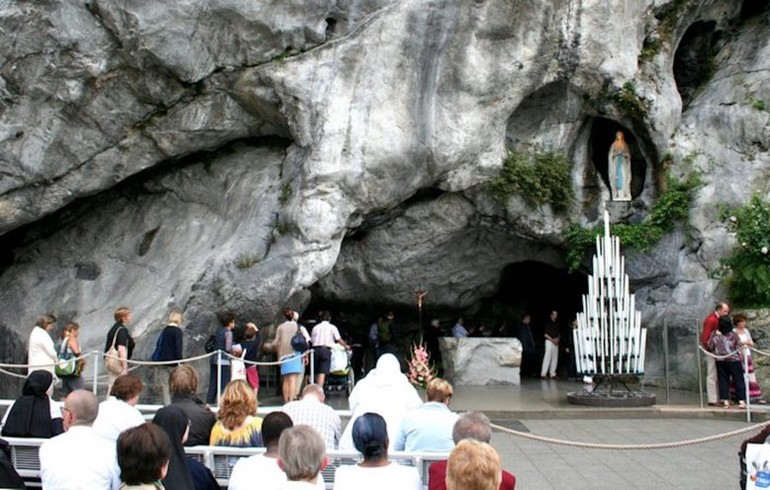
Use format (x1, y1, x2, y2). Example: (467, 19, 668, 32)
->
(39, 390, 121, 489)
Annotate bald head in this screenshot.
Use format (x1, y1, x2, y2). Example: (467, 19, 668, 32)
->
(65, 389, 99, 427)
(301, 384, 325, 401)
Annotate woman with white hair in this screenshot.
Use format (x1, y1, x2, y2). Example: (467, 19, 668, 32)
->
(339, 354, 422, 451)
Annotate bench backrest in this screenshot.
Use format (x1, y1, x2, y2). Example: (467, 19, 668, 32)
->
(2, 437, 448, 489)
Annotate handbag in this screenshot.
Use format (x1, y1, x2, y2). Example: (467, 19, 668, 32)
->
(290, 325, 309, 353)
(104, 326, 126, 375)
(54, 336, 79, 377)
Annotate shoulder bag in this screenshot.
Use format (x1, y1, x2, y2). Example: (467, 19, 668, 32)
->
(104, 327, 126, 375)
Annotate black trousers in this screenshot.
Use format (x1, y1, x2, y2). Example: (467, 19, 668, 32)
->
(716, 360, 746, 402)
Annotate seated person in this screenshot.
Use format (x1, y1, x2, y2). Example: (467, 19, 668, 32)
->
(229, 412, 324, 490)
(117, 423, 172, 489)
(93, 373, 146, 441)
(395, 378, 458, 452)
(0, 438, 25, 488)
(1, 370, 63, 438)
(153, 405, 218, 490)
(39, 390, 121, 490)
(446, 439, 502, 490)
(333, 413, 421, 490)
(428, 411, 515, 490)
(283, 384, 341, 449)
(278, 425, 327, 489)
(168, 365, 216, 446)
(210, 380, 263, 447)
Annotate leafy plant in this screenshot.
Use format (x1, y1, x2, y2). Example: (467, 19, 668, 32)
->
(565, 172, 700, 271)
(751, 98, 766, 112)
(489, 149, 574, 213)
(613, 82, 649, 120)
(279, 182, 292, 205)
(719, 195, 770, 306)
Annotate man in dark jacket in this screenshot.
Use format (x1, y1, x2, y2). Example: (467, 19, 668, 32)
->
(169, 365, 216, 446)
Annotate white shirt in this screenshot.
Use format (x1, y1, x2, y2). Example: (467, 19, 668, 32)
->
(229, 454, 324, 490)
(283, 397, 341, 449)
(39, 425, 121, 490)
(28, 326, 58, 375)
(311, 321, 341, 348)
(394, 401, 458, 453)
(92, 396, 145, 441)
(333, 463, 421, 490)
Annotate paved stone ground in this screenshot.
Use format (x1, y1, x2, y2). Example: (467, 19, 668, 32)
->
(491, 418, 749, 489)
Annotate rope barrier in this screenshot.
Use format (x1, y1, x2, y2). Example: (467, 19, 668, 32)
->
(0, 368, 27, 379)
(698, 345, 744, 361)
(490, 421, 770, 450)
(221, 350, 309, 367)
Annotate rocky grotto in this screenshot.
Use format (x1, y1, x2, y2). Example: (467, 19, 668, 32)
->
(0, 0, 769, 395)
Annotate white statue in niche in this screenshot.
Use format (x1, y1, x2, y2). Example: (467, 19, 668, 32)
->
(608, 131, 632, 201)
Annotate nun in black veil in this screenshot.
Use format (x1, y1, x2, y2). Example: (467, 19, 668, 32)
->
(1, 370, 63, 438)
(153, 404, 218, 490)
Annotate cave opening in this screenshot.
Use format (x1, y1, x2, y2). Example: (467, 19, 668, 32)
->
(589, 117, 646, 199)
(478, 261, 588, 337)
(307, 261, 587, 346)
(673, 21, 721, 108)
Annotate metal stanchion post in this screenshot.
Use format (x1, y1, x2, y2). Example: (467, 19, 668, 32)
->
(697, 322, 704, 409)
(216, 350, 222, 407)
(310, 349, 315, 385)
(663, 315, 671, 403)
(92, 350, 99, 396)
(745, 351, 751, 423)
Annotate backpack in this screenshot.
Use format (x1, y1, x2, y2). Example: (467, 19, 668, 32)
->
(204, 334, 217, 353)
(151, 329, 166, 362)
(290, 326, 309, 353)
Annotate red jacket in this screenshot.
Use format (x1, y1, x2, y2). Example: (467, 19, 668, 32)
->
(429, 459, 516, 490)
(701, 312, 719, 349)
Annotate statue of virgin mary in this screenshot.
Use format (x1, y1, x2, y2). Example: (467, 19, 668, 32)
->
(608, 131, 631, 201)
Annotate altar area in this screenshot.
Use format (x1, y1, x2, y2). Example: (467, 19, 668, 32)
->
(439, 337, 522, 386)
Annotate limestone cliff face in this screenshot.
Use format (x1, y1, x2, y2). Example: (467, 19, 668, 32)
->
(0, 1, 768, 388)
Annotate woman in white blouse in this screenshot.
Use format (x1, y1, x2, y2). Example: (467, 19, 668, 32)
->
(28, 314, 59, 376)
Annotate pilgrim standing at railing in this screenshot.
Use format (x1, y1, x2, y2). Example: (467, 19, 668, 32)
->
(103, 306, 135, 396)
(206, 313, 235, 405)
(58, 322, 85, 399)
(153, 310, 185, 405)
(701, 302, 730, 406)
(708, 315, 746, 409)
(28, 314, 58, 376)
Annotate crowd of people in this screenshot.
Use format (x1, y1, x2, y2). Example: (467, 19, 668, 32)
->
(700, 301, 765, 409)
(0, 306, 517, 490)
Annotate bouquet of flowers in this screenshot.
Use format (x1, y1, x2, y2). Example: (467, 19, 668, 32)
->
(407, 341, 437, 389)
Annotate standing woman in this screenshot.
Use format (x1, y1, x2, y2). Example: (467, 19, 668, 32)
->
(28, 314, 58, 376)
(104, 306, 135, 396)
(155, 311, 185, 405)
(734, 314, 766, 404)
(709, 316, 747, 409)
(58, 322, 85, 399)
(264, 309, 308, 403)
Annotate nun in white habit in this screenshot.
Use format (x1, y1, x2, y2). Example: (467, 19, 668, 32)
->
(339, 354, 423, 452)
